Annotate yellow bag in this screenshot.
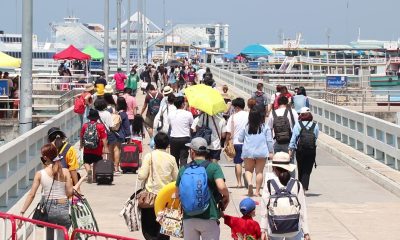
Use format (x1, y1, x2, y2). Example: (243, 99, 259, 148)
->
(224, 114, 236, 160)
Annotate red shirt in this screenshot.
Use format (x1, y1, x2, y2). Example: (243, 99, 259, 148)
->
(80, 121, 107, 156)
(224, 215, 261, 240)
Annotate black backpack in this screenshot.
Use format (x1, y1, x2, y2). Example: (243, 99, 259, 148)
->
(297, 121, 317, 151)
(272, 108, 294, 144)
(254, 92, 267, 109)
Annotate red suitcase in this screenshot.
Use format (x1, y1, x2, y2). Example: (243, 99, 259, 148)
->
(120, 142, 140, 173)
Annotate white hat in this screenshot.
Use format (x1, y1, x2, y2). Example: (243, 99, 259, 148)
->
(104, 85, 114, 94)
(271, 152, 296, 172)
(162, 86, 173, 95)
(300, 107, 310, 114)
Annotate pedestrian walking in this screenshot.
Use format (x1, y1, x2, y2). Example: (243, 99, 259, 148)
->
(114, 67, 127, 93)
(74, 83, 94, 126)
(226, 98, 248, 188)
(20, 144, 77, 240)
(168, 96, 193, 167)
(260, 152, 310, 240)
(122, 88, 137, 126)
(176, 137, 229, 240)
(126, 68, 140, 97)
(138, 132, 178, 240)
(239, 109, 274, 197)
(292, 86, 309, 114)
(251, 82, 269, 119)
(289, 107, 319, 191)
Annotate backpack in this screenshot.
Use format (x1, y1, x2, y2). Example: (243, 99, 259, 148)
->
(194, 115, 213, 145)
(179, 161, 211, 216)
(253, 91, 267, 110)
(108, 107, 122, 131)
(297, 121, 317, 151)
(272, 108, 294, 144)
(148, 93, 161, 116)
(266, 178, 301, 235)
(83, 122, 99, 149)
(74, 93, 87, 114)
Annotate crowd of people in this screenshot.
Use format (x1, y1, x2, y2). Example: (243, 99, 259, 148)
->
(0, 71, 20, 118)
(21, 62, 317, 240)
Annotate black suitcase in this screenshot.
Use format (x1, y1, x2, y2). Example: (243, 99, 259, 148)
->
(95, 158, 114, 184)
(120, 142, 140, 173)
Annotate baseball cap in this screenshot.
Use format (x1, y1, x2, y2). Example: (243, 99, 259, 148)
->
(239, 197, 258, 215)
(185, 137, 209, 152)
(300, 107, 310, 114)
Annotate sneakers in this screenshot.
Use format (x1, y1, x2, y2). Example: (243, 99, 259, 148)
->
(87, 170, 93, 184)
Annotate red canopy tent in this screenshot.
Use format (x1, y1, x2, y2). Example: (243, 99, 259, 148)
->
(53, 45, 91, 60)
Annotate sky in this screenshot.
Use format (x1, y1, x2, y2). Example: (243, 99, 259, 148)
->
(1, 0, 400, 53)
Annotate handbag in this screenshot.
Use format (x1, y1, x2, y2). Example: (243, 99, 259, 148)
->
(194, 114, 213, 145)
(224, 114, 236, 160)
(157, 200, 184, 238)
(71, 190, 99, 238)
(32, 178, 54, 227)
(137, 153, 157, 209)
(120, 177, 142, 231)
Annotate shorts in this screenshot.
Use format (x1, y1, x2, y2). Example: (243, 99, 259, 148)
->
(83, 153, 102, 165)
(131, 139, 143, 153)
(233, 144, 244, 164)
(207, 149, 222, 161)
(144, 114, 156, 128)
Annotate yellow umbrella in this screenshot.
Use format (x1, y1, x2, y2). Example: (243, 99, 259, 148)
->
(184, 84, 227, 115)
(0, 52, 21, 68)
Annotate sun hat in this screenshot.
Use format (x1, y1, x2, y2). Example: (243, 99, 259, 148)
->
(300, 107, 310, 114)
(239, 198, 259, 215)
(47, 127, 66, 139)
(162, 86, 173, 96)
(104, 85, 114, 94)
(84, 83, 94, 92)
(185, 137, 209, 152)
(87, 109, 100, 121)
(271, 152, 297, 172)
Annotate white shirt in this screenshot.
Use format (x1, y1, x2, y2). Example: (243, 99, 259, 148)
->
(197, 68, 206, 80)
(98, 110, 114, 131)
(153, 103, 177, 134)
(191, 116, 200, 132)
(197, 114, 227, 150)
(270, 92, 281, 104)
(168, 109, 193, 138)
(267, 107, 299, 134)
(226, 110, 249, 145)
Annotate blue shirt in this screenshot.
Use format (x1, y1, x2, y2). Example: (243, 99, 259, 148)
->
(238, 124, 274, 158)
(289, 121, 319, 150)
(292, 95, 309, 113)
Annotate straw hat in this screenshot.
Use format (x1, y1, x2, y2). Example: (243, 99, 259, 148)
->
(84, 83, 94, 92)
(104, 85, 114, 94)
(271, 152, 296, 172)
(162, 86, 173, 96)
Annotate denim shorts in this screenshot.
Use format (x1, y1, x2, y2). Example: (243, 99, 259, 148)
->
(43, 199, 71, 230)
(233, 144, 244, 164)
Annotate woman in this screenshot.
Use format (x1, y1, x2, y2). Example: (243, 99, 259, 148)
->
(238, 109, 274, 196)
(47, 127, 79, 186)
(20, 144, 75, 240)
(292, 86, 309, 114)
(260, 152, 310, 240)
(289, 107, 319, 191)
(138, 132, 178, 240)
(168, 67, 177, 92)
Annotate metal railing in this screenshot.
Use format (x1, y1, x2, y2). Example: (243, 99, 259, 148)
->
(71, 229, 138, 240)
(0, 107, 81, 209)
(208, 64, 400, 170)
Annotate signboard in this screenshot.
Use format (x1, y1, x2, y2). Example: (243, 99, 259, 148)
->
(384, 42, 398, 51)
(0, 79, 9, 96)
(248, 61, 260, 69)
(201, 48, 207, 55)
(326, 75, 348, 88)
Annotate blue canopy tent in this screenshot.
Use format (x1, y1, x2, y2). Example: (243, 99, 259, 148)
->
(240, 44, 272, 58)
(223, 53, 236, 59)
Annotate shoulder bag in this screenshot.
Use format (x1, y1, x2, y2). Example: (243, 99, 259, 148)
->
(137, 153, 157, 208)
(157, 199, 184, 238)
(32, 178, 55, 227)
(224, 114, 236, 159)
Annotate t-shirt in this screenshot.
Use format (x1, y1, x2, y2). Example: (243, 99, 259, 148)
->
(224, 215, 262, 240)
(197, 69, 206, 81)
(98, 110, 114, 131)
(169, 109, 193, 138)
(145, 92, 163, 116)
(176, 159, 224, 220)
(188, 72, 196, 82)
(126, 73, 139, 90)
(226, 110, 249, 145)
(267, 107, 299, 133)
(94, 78, 107, 90)
(80, 121, 107, 156)
(59, 142, 79, 171)
(123, 93, 137, 120)
(197, 115, 227, 150)
(113, 72, 127, 91)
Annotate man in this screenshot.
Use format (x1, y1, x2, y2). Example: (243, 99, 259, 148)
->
(251, 83, 269, 119)
(126, 67, 139, 96)
(141, 84, 163, 138)
(196, 113, 227, 163)
(123, 88, 137, 125)
(168, 96, 193, 167)
(113, 67, 127, 93)
(176, 137, 229, 240)
(160, 85, 174, 109)
(196, 65, 206, 83)
(267, 96, 298, 153)
(268, 85, 282, 114)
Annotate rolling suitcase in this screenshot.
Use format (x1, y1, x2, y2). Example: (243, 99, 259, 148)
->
(95, 158, 114, 184)
(120, 142, 140, 173)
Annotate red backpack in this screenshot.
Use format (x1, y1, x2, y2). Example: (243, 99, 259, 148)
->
(74, 93, 87, 114)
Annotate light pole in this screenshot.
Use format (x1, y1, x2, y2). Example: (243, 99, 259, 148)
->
(162, 0, 166, 63)
(20, 0, 33, 134)
(117, 0, 122, 68)
(126, 0, 131, 74)
(104, 0, 110, 79)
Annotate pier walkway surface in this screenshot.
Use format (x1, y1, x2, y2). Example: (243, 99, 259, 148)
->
(7, 84, 400, 240)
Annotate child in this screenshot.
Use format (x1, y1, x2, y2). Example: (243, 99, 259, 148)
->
(131, 114, 145, 153)
(223, 198, 261, 240)
(80, 109, 108, 183)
